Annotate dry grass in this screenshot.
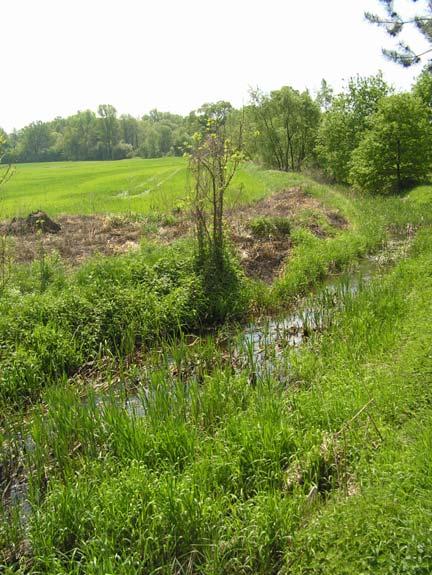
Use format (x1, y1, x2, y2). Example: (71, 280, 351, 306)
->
(1, 187, 347, 281)
(0, 215, 142, 265)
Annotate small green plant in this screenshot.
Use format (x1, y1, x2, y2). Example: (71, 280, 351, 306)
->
(249, 216, 291, 238)
(291, 208, 336, 236)
(0, 235, 14, 295)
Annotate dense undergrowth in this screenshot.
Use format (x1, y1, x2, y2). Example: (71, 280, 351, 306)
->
(2, 220, 432, 574)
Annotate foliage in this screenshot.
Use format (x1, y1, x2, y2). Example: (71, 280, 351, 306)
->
(315, 73, 391, 182)
(413, 67, 432, 116)
(3, 107, 191, 164)
(248, 86, 320, 171)
(349, 93, 432, 194)
(139, 109, 189, 158)
(249, 215, 291, 238)
(0, 244, 211, 405)
(366, 0, 432, 69)
(97, 105, 119, 160)
(315, 78, 334, 111)
(188, 105, 247, 321)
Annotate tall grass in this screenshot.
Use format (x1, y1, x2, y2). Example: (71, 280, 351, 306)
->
(2, 227, 432, 573)
(270, 180, 431, 307)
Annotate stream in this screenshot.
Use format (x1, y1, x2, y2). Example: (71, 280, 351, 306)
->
(125, 235, 411, 414)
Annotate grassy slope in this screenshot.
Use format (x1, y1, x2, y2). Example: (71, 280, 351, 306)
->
(0, 159, 301, 217)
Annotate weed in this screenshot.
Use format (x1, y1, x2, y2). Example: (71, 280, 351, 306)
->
(249, 216, 291, 238)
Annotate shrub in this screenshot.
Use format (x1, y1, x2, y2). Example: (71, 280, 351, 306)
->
(0, 248, 211, 405)
(249, 216, 291, 239)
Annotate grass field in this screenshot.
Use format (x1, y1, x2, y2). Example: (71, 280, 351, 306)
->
(0, 158, 306, 217)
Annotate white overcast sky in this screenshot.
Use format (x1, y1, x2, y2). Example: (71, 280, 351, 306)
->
(1, 0, 429, 132)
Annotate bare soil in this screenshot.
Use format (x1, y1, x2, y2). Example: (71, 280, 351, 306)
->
(226, 187, 347, 281)
(1, 187, 347, 281)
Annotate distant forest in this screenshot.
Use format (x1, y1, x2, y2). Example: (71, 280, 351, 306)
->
(1, 70, 431, 195)
(0, 105, 192, 163)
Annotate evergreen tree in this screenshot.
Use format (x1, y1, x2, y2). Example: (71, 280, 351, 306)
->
(366, 0, 432, 69)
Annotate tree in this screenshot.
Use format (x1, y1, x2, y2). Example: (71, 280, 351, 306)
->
(19, 121, 54, 162)
(316, 79, 334, 111)
(119, 114, 140, 149)
(349, 93, 432, 194)
(188, 101, 234, 136)
(366, 0, 432, 69)
(97, 104, 119, 160)
(413, 66, 432, 115)
(189, 107, 243, 274)
(315, 103, 354, 182)
(139, 110, 187, 158)
(249, 86, 320, 172)
(315, 73, 391, 182)
(64, 110, 99, 161)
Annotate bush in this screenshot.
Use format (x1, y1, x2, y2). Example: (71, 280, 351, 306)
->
(249, 216, 291, 239)
(195, 244, 249, 324)
(0, 247, 211, 405)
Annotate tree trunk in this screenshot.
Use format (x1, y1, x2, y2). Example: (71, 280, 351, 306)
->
(396, 138, 402, 193)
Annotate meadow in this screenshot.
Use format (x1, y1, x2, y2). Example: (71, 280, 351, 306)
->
(0, 158, 305, 217)
(1, 158, 432, 573)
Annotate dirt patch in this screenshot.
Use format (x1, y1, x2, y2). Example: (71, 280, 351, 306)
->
(1, 187, 348, 281)
(1, 215, 143, 265)
(225, 187, 348, 282)
(228, 187, 319, 220)
(233, 234, 292, 283)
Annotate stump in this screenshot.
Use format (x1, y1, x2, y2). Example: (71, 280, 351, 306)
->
(8, 211, 61, 235)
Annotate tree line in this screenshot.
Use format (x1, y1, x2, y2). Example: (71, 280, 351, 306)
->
(1, 67, 432, 195)
(0, 105, 192, 163)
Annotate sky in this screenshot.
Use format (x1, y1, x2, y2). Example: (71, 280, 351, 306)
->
(1, 0, 429, 132)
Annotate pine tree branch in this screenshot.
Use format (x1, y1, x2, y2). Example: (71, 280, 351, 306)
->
(365, 2, 432, 68)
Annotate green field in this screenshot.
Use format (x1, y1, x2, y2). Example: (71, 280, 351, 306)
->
(0, 158, 306, 218)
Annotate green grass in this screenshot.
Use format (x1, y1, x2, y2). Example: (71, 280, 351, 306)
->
(0, 169, 429, 407)
(249, 215, 291, 238)
(0, 159, 301, 218)
(2, 227, 432, 574)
